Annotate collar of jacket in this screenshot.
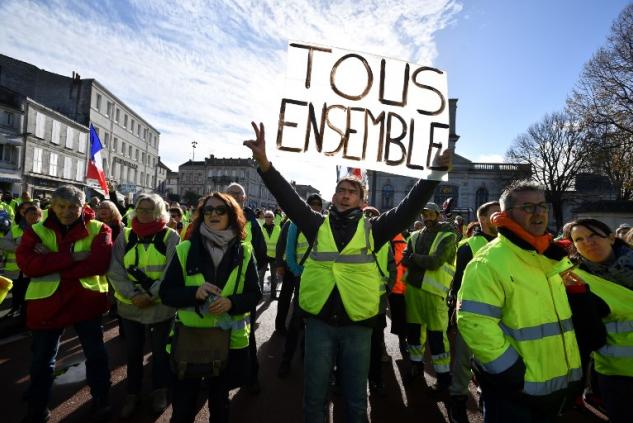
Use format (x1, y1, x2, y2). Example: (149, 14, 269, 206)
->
(498, 227, 568, 260)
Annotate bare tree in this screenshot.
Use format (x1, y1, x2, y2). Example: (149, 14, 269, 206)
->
(568, 4, 633, 137)
(581, 123, 633, 200)
(567, 4, 633, 200)
(506, 111, 588, 230)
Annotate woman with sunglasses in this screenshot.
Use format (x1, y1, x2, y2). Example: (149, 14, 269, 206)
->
(564, 218, 633, 423)
(160, 192, 261, 423)
(108, 193, 180, 418)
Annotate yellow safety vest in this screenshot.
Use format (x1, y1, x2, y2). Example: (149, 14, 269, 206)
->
(174, 240, 252, 349)
(570, 266, 633, 377)
(4, 224, 24, 274)
(115, 227, 175, 304)
(261, 223, 280, 258)
(407, 230, 456, 298)
(299, 216, 384, 321)
(457, 235, 582, 396)
(457, 234, 488, 255)
(25, 220, 108, 300)
(179, 223, 189, 240)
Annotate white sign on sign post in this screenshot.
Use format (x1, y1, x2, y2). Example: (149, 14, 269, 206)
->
(274, 41, 451, 180)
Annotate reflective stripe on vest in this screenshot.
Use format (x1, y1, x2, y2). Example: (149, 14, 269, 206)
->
(4, 224, 24, 273)
(410, 230, 456, 298)
(174, 240, 252, 349)
(25, 220, 108, 300)
(296, 231, 309, 258)
(578, 267, 633, 376)
(115, 227, 174, 304)
(299, 216, 384, 321)
(458, 242, 582, 394)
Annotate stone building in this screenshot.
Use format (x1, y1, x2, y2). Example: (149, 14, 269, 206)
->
(0, 85, 90, 197)
(367, 156, 531, 222)
(164, 170, 179, 197)
(155, 159, 170, 194)
(177, 155, 320, 209)
(178, 155, 275, 208)
(0, 87, 23, 194)
(0, 54, 161, 196)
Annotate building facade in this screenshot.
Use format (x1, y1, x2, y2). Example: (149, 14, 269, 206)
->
(23, 97, 90, 198)
(164, 170, 179, 197)
(178, 155, 316, 209)
(155, 159, 170, 194)
(0, 87, 23, 194)
(0, 54, 161, 196)
(367, 155, 532, 222)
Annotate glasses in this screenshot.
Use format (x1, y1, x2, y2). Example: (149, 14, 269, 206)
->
(509, 202, 549, 214)
(135, 207, 154, 214)
(202, 205, 228, 216)
(308, 202, 322, 208)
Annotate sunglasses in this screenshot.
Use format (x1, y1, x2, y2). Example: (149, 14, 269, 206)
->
(202, 205, 228, 216)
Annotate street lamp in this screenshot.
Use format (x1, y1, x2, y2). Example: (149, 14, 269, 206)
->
(192, 140, 198, 160)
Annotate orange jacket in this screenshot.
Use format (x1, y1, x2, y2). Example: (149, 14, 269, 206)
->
(391, 233, 407, 294)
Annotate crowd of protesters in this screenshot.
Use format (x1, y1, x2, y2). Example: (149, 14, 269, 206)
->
(0, 122, 631, 423)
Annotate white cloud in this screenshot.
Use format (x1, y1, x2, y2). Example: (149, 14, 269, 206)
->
(0, 0, 462, 197)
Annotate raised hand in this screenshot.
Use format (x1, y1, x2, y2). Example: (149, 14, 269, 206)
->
(243, 121, 271, 172)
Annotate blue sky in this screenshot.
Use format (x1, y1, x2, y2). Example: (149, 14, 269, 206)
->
(435, 0, 630, 163)
(0, 0, 629, 197)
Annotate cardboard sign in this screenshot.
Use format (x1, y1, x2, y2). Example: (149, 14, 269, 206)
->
(275, 41, 451, 180)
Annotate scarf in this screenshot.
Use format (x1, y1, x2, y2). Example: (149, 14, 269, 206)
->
(490, 211, 553, 254)
(131, 217, 168, 238)
(199, 222, 236, 267)
(580, 243, 633, 290)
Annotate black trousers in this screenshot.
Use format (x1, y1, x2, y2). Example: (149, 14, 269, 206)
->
(275, 270, 298, 331)
(597, 372, 633, 423)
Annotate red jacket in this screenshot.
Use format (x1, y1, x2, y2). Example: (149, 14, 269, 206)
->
(17, 208, 113, 330)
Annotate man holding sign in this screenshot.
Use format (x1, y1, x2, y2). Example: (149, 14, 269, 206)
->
(244, 120, 453, 422)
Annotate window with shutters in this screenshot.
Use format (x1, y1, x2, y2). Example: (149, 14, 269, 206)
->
(63, 156, 72, 179)
(51, 120, 61, 144)
(33, 148, 43, 173)
(49, 152, 58, 176)
(35, 112, 46, 138)
(78, 132, 87, 153)
(76, 159, 85, 181)
(66, 127, 74, 149)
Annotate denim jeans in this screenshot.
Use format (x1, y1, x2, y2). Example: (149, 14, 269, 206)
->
(304, 318, 372, 423)
(120, 317, 173, 394)
(27, 317, 110, 412)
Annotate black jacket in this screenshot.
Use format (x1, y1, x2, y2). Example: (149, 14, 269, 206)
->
(258, 164, 439, 327)
(159, 229, 262, 315)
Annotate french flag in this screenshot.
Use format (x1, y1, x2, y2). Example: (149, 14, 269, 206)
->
(87, 124, 109, 196)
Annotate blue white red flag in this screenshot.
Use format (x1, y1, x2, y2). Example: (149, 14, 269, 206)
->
(87, 124, 109, 196)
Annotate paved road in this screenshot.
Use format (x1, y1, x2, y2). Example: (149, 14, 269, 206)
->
(0, 289, 605, 423)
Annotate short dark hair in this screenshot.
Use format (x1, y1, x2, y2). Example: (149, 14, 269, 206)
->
(477, 201, 500, 219)
(499, 180, 544, 211)
(335, 176, 365, 201)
